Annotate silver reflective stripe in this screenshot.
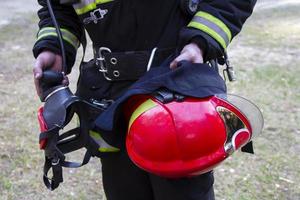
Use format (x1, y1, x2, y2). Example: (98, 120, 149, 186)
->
(188, 11, 232, 49)
(192, 15, 230, 48)
(73, 0, 95, 10)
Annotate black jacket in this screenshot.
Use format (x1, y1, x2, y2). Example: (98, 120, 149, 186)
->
(33, 0, 256, 72)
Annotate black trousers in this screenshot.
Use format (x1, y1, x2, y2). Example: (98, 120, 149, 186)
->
(101, 149, 215, 200)
(77, 65, 216, 200)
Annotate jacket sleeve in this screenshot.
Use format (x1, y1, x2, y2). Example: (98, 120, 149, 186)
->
(33, 0, 84, 73)
(179, 0, 257, 61)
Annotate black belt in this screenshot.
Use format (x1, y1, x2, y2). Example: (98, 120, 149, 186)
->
(93, 47, 175, 81)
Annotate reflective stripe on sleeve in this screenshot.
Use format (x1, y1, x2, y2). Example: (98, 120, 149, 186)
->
(73, 0, 114, 15)
(37, 27, 80, 49)
(188, 11, 232, 49)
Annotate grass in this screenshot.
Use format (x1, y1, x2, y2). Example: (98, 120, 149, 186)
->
(214, 1, 300, 199)
(0, 0, 299, 199)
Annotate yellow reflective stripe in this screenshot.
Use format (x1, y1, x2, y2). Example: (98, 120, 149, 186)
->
(89, 131, 120, 153)
(90, 130, 102, 139)
(75, 3, 97, 15)
(196, 12, 232, 41)
(37, 27, 79, 49)
(99, 147, 119, 153)
(188, 11, 232, 49)
(128, 99, 158, 131)
(188, 21, 227, 49)
(96, 0, 114, 4)
(75, 0, 113, 15)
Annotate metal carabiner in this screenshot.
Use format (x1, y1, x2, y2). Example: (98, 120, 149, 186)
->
(223, 52, 236, 82)
(51, 154, 60, 166)
(83, 8, 108, 25)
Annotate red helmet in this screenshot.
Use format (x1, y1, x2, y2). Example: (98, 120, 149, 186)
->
(125, 93, 263, 178)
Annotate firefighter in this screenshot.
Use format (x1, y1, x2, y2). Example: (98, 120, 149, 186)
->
(33, 0, 257, 199)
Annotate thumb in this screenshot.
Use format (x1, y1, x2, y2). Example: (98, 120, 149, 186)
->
(170, 51, 190, 69)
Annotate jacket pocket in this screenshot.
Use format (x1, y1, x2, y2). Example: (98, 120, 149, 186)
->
(76, 59, 112, 101)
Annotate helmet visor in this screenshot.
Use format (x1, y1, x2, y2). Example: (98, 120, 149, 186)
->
(217, 94, 264, 138)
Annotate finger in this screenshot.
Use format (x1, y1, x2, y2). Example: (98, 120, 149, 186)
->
(169, 59, 178, 69)
(34, 76, 42, 97)
(33, 59, 44, 79)
(170, 51, 191, 69)
(62, 76, 69, 86)
(33, 57, 46, 98)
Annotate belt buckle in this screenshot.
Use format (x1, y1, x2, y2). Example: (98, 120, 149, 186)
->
(96, 47, 112, 81)
(95, 47, 158, 81)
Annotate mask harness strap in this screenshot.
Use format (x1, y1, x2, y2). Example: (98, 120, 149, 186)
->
(38, 0, 90, 191)
(39, 97, 102, 190)
(41, 127, 92, 190)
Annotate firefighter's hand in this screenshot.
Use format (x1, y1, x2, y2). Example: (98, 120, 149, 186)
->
(33, 51, 69, 97)
(170, 43, 204, 69)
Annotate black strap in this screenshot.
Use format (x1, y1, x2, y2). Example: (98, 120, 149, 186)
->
(40, 99, 95, 190)
(153, 88, 186, 103)
(43, 147, 92, 190)
(43, 157, 63, 190)
(39, 126, 60, 142)
(153, 88, 175, 103)
(93, 47, 175, 81)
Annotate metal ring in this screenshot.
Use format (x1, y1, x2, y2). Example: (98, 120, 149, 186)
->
(113, 70, 120, 77)
(51, 158, 60, 166)
(110, 57, 118, 65)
